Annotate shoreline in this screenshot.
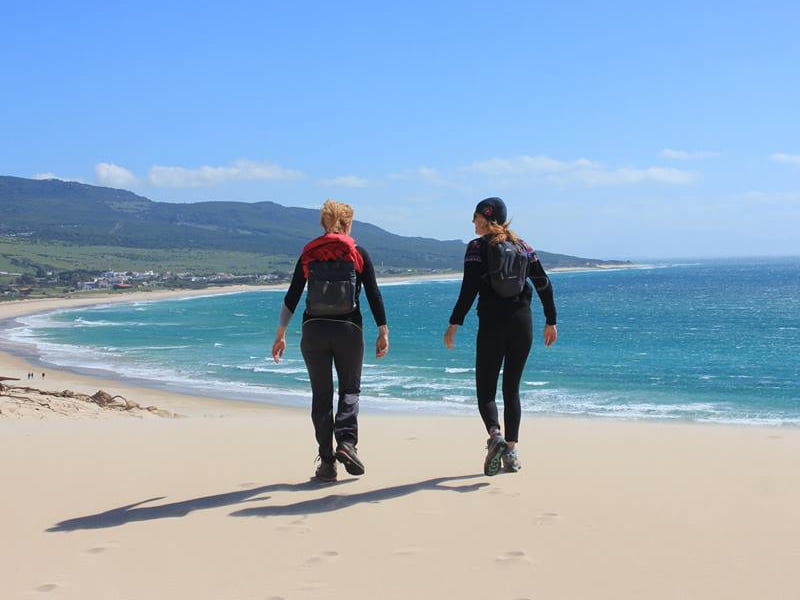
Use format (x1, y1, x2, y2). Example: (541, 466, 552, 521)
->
(1, 263, 794, 428)
(0, 274, 477, 419)
(0, 261, 652, 307)
(0, 284, 290, 418)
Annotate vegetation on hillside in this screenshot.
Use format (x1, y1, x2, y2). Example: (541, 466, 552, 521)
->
(0, 175, 630, 299)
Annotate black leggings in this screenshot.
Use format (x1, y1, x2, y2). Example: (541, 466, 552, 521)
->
(301, 319, 364, 460)
(475, 308, 533, 442)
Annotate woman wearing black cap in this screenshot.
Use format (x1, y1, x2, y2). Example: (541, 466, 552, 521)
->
(444, 197, 557, 476)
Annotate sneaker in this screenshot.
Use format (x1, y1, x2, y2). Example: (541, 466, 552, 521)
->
(502, 448, 522, 473)
(335, 441, 365, 476)
(315, 457, 337, 482)
(484, 434, 508, 476)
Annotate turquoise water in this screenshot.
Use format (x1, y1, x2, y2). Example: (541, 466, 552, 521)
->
(4, 258, 799, 425)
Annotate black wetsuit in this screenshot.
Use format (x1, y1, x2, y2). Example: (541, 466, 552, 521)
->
(283, 246, 387, 460)
(449, 237, 557, 442)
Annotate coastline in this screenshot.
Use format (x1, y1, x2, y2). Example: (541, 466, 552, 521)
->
(2, 278, 800, 599)
(0, 263, 649, 392)
(0, 261, 787, 425)
(0, 284, 291, 418)
(549, 262, 660, 273)
(0, 264, 657, 419)
(0, 277, 462, 414)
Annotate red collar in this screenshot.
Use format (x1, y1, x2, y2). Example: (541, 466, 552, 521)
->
(301, 233, 364, 277)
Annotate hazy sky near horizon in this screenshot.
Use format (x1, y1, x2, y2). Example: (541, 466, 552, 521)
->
(2, 1, 799, 259)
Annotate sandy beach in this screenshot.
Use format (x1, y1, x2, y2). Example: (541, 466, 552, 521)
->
(2, 290, 799, 600)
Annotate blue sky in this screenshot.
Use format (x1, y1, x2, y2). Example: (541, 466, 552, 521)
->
(2, 1, 799, 259)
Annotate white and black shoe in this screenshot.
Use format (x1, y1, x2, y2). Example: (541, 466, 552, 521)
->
(483, 434, 508, 476)
(502, 448, 522, 473)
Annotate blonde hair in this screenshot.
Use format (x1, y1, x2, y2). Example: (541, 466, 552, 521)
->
(484, 220, 521, 246)
(320, 199, 354, 234)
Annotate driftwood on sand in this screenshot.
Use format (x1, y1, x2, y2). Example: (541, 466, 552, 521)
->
(0, 380, 175, 418)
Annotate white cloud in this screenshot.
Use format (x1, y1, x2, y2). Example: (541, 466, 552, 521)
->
(414, 166, 473, 192)
(770, 153, 800, 166)
(91, 160, 304, 188)
(576, 167, 696, 185)
(147, 160, 303, 188)
(660, 148, 720, 160)
(96, 163, 138, 187)
(417, 166, 457, 186)
(470, 155, 598, 175)
(321, 175, 369, 188)
(468, 154, 695, 186)
(386, 166, 471, 192)
(32, 172, 85, 183)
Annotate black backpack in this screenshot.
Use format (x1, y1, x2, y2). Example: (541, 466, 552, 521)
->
(305, 260, 358, 316)
(485, 240, 529, 298)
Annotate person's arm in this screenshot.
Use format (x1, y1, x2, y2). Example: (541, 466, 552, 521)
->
(528, 251, 558, 347)
(272, 258, 306, 363)
(445, 241, 482, 349)
(357, 247, 389, 359)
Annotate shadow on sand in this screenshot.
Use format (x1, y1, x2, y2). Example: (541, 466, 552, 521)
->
(47, 474, 486, 532)
(47, 479, 354, 532)
(230, 474, 488, 518)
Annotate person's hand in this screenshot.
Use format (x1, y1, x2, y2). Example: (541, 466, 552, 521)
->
(444, 324, 459, 349)
(543, 324, 558, 347)
(272, 336, 286, 363)
(376, 326, 389, 359)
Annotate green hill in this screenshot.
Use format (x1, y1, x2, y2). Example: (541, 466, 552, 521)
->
(0, 175, 627, 273)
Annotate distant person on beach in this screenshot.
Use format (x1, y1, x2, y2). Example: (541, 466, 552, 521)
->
(444, 197, 557, 476)
(272, 200, 389, 481)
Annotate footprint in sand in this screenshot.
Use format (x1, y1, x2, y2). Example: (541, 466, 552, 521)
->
(405, 436, 419, 441)
(35, 584, 59, 592)
(536, 512, 560, 526)
(495, 551, 532, 566)
(297, 581, 326, 591)
(488, 488, 520, 497)
(85, 540, 120, 555)
(265, 596, 286, 600)
(392, 546, 424, 556)
(276, 516, 312, 535)
(239, 481, 258, 488)
(275, 524, 311, 534)
(305, 551, 340, 566)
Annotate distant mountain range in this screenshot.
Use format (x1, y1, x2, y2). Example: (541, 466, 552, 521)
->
(0, 176, 628, 270)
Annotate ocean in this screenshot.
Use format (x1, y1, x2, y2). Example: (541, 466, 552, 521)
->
(3, 258, 799, 426)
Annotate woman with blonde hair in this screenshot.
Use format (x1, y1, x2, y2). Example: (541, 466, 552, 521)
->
(445, 197, 557, 476)
(272, 200, 389, 481)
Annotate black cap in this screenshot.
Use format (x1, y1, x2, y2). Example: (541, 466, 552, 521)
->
(474, 197, 507, 223)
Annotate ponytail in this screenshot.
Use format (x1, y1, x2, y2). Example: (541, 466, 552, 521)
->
(484, 220, 521, 246)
